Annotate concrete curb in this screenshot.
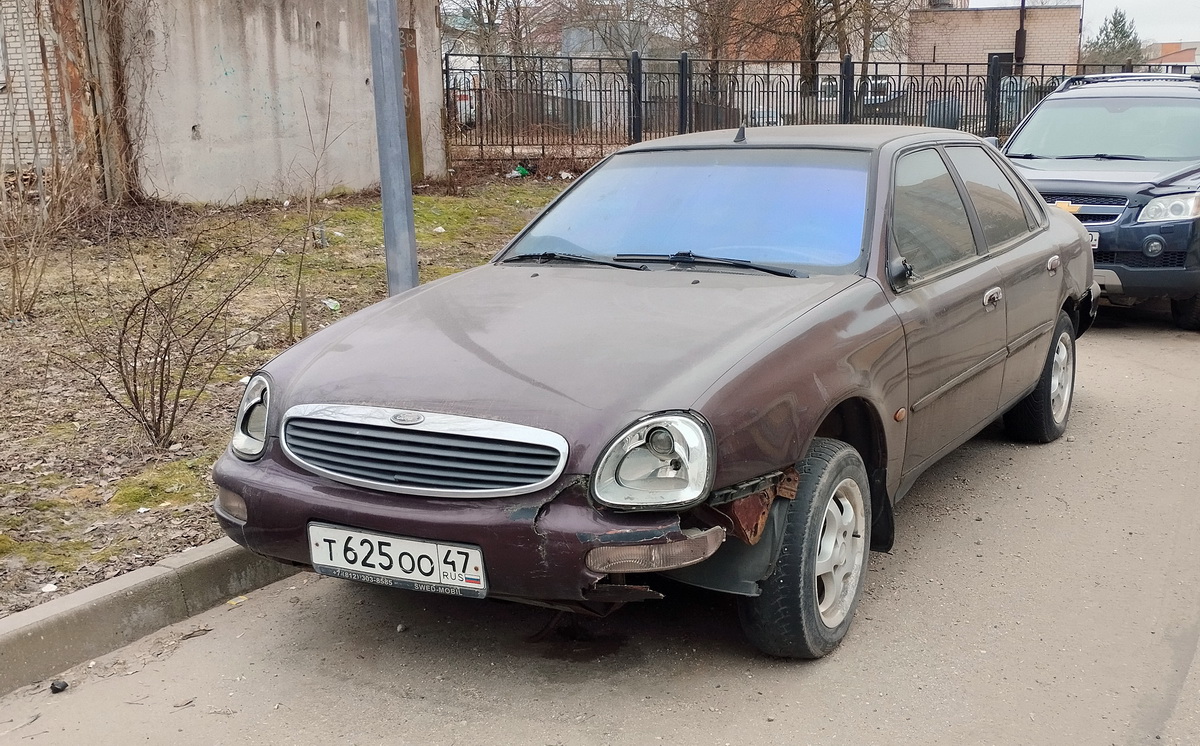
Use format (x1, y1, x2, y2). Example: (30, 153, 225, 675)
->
(0, 538, 298, 695)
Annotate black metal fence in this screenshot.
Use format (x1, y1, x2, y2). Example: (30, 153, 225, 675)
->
(444, 53, 1200, 162)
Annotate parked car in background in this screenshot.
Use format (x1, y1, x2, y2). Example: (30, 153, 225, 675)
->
(213, 125, 1097, 659)
(1004, 73, 1200, 329)
(747, 108, 780, 127)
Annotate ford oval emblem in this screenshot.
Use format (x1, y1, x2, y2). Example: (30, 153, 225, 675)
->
(390, 411, 424, 426)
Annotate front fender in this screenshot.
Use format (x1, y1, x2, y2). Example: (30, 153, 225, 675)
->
(692, 279, 908, 498)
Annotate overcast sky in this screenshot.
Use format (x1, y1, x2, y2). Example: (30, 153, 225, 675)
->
(1081, 0, 1200, 43)
(974, 0, 1200, 44)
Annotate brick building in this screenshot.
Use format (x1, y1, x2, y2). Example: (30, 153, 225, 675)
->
(0, 0, 78, 171)
(908, 4, 1083, 65)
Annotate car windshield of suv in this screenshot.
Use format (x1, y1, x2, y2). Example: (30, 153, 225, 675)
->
(501, 148, 871, 274)
(1007, 96, 1200, 160)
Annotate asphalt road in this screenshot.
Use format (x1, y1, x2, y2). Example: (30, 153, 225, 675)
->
(2, 303, 1197, 746)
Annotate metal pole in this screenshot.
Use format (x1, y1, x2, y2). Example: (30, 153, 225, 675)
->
(678, 51, 690, 134)
(985, 54, 1002, 138)
(628, 51, 643, 144)
(839, 54, 854, 124)
(368, 0, 419, 295)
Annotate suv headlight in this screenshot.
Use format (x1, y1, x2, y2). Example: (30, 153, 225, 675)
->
(592, 413, 714, 510)
(1139, 192, 1200, 223)
(231, 374, 271, 460)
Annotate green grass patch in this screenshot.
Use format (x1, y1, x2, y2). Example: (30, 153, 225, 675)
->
(0, 534, 93, 572)
(110, 457, 214, 513)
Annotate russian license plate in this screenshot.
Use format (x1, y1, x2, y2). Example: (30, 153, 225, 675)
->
(1088, 231, 1099, 250)
(308, 523, 488, 598)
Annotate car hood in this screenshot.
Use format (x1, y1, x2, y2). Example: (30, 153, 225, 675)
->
(1011, 158, 1200, 192)
(265, 264, 860, 470)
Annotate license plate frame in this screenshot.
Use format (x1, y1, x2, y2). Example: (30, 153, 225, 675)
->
(1088, 231, 1099, 250)
(307, 523, 488, 599)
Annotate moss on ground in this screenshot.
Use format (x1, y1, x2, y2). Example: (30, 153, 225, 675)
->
(0, 534, 93, 572)
(110, 457, 214, 513)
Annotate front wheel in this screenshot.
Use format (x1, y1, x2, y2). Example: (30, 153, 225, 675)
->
(1171, 296, 1200, 331)
(1004, 310, 1076, 443)
(737, 438, 871, 659)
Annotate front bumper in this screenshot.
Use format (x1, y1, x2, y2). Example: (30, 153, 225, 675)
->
(211, 444, 693, 606)
(1089, 216, 1200, 299)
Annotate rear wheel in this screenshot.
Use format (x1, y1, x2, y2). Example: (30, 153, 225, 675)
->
(737, 438, 871, 659)
(1170, 296, 1200, 331)
(1004, 310, 1076, 443)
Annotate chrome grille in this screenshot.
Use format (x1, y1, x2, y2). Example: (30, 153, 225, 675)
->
(281, 404, 568, 497)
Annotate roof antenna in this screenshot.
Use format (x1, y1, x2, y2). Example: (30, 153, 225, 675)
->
(733, 120, 746, 143)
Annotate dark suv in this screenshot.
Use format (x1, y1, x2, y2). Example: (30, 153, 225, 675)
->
(1003, 73, 1200, 329)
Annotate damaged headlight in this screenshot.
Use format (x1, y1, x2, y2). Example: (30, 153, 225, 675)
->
(230, 374, 271, 460)
(592, 413, 714, 510)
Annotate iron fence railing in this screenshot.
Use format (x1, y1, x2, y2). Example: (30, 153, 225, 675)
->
(444, 53, 1200, 161)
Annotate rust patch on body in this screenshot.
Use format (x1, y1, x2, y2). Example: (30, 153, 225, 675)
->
(713, 467, 798, 545)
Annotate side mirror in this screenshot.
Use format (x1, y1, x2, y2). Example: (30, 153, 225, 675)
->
(889, 256, 914, 287)
(983, 136, 1001, 149)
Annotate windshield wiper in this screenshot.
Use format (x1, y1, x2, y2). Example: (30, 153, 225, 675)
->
(613, 251, 804, 278)
(498, 252, 647, 271)
(1057, 153, 1150, 161)
(1006, 152, 1046, 159)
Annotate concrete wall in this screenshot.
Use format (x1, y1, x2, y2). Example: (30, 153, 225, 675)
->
(399, 0, 446, 181)
(131, 0, 380, 202)
(0, 0, 68, 170)
(908, 6, 1082, 65)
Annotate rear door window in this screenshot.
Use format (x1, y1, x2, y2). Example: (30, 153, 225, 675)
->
(945, 146, 1036, 247)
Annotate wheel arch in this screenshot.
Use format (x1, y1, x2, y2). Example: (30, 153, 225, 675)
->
(811, 396, 894, 551)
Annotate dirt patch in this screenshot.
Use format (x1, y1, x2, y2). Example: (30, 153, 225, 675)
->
(0, 178, 564, 617)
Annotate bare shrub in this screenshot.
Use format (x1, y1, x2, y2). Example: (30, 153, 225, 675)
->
(0, 157, 97, 319)
(62, 208, 282, 448)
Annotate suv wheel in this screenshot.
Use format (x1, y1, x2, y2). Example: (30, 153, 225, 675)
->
(1170, 296, 1200, 331)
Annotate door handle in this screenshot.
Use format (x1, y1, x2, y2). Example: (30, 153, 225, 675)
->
(1047, 255, 1061, 274)
(983, 287, 1003, 307)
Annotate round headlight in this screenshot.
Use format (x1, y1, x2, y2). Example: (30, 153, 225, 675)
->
(231, 374, 271, 460)
(592, 413, 714, 510)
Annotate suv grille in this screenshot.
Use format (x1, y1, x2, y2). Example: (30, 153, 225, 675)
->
(1041, 194, 1128, 207)
(281, 405, 568, 497)
(1094, 251, 1188, 269)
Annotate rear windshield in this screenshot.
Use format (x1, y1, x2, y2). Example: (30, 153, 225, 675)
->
(1007, 96, 1200, 160)
(501, 148, 871, 274)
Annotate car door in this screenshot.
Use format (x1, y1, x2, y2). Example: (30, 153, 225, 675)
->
(943, 145, 1060, 407)
(887, 146, 1008, 475)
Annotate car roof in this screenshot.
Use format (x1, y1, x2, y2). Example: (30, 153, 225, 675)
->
(1051, 74, 1200, 99)
(619, 124, 980, 153)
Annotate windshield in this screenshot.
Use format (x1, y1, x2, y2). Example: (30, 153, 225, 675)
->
(1007, 96, 1200, 160)
(500, 148, 871, 274)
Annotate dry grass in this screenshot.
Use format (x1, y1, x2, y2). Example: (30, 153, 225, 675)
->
(0, 177, 565, 617)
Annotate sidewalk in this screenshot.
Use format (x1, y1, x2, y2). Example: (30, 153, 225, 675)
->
(0, 538, 297, 695)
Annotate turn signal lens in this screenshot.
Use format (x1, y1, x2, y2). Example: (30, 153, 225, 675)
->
(585, 526, 725, 573)
(217, 487, 248, 522)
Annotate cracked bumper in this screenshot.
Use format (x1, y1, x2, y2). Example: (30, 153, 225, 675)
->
(211, 444, 687, 604)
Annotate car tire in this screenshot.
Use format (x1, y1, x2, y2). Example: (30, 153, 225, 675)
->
(737, 437, 872, 659)
(1004, 310, 1076, 443)
(1170, 296, 1200, 331)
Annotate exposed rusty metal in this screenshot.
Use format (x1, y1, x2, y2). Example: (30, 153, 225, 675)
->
(719, 490, 774, 545)
(776, 467, 799, 500)
(711, 467, 799, 545)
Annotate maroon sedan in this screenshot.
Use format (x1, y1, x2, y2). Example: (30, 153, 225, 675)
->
(214, 125, 1097, 658)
